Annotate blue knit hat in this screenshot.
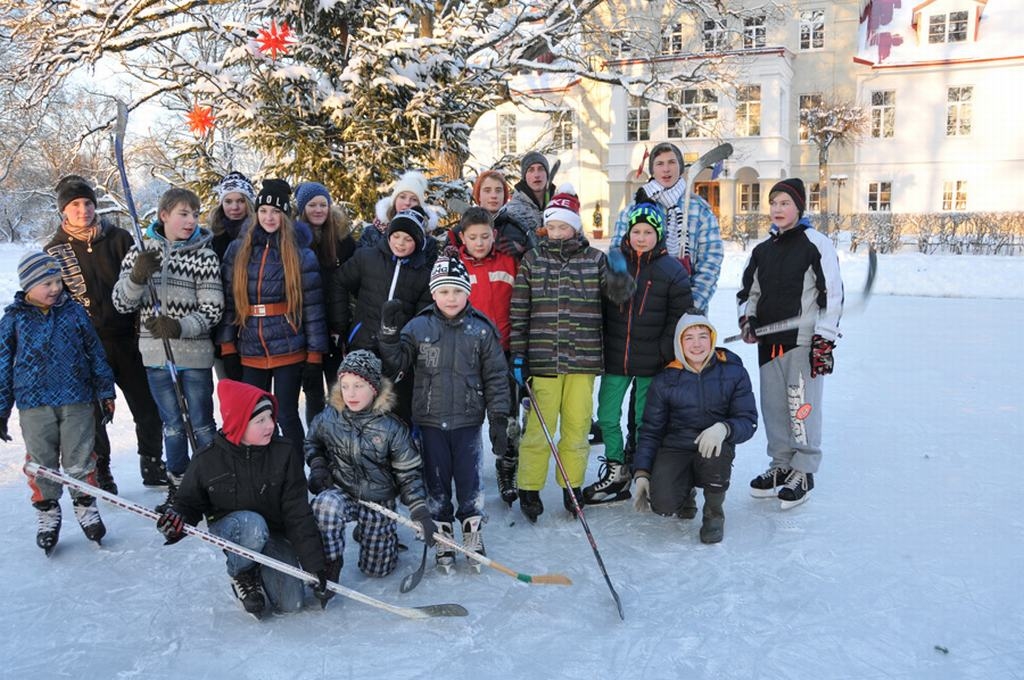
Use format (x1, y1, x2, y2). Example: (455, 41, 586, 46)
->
(295, 182, 331, 218)
(18, 251, 62, 292)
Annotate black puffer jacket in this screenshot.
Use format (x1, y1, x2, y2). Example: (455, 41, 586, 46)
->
(379, 304, 510, 430)
(173, 432, 327, 574)
(604, 238, 693, 377)
(303, 383, 428, 514)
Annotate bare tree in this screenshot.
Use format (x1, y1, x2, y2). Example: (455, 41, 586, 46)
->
(800, 97, 868, 222)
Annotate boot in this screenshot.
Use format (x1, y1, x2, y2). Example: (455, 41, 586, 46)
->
(518, 490, 543, 523)
(94, 453, 118, 494)
(588, 420, 603, 445)
(461, 516, 485, 572)
(231, 566, 267, 618)
(34, 500, 62, 555)
(435, 521, 456, 574)
(155, 473, 183, 515)
(140, 456, 169, 487)
(73, 496, 106, 544)
(699, 491, 726, 544)
(582, 458, 631, 504)
(495, 455, 518, 505)
(562, 486, 584, 514)
(679, 487, 698, 519)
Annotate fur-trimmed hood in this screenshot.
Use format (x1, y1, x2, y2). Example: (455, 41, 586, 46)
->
(328, 374, 397, 415)
(374, 196, 440, 232)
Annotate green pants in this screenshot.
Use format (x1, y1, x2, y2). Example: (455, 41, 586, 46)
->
(518, 374, 596, 490)
(595, 375, 652, 464)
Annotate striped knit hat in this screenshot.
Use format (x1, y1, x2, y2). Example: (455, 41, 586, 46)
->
(429, 247, 472, 295)
(337, 350, 383, 395)
(18, 251, 62, 292)
(215, 171, 256, 203)
(543, 183, 582, 232)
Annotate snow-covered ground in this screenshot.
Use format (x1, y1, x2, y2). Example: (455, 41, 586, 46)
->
(1, 242, 1021, 680)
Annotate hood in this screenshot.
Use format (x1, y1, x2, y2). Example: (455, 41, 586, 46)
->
(673, 312, 718, 372)
(328, 375, 396, 415)
(770, 216, 814, 240)
(375, 196, 440, 233)
(217, 379, 278, 446)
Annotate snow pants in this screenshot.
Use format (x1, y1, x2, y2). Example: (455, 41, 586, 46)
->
(649, 443, 735, 516)
(22, 401, 96, 504)
(759, 345, 824, 474)
(596, 375, 652, 465)
(312, 490, 400, 577)
(518, 374, 595, 490)
(420, 425, 484, 523)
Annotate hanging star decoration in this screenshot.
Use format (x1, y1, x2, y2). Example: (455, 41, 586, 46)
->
(186, 103, 215, 137)
(256, 20, 293, 60)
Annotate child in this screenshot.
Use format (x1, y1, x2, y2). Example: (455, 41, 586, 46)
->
(360, 170, 440, 262)
(737, 178, 843, 509)
(113, 187, 224, 512)
(455, 207, 519, 504)
(584, 200, 693, 505)
(472, 170, 511, 217)
(304, 351, 436, 580)
(632, 314, 757, 543)
(379, 248, 511, 571)
(1, 252, 116, 553)
(208, 171, 256, 263)
(216, 179, 328, 460)
(508, 184, 634, 522)
(156, 379, 329, 618)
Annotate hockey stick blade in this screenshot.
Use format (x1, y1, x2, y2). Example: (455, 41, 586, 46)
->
(24, 462, 467, 619)
(679, 143, 733, 259)
(400, 543, 428, 593)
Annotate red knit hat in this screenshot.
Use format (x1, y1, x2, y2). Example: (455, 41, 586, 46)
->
(543, 183, 582, 232)
(217, 379, 278, 445)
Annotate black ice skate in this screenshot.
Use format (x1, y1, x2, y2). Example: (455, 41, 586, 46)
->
(231, 566, 267, 620)
(73, 497, 106, 544)
(749, 466, 792, 498)
(461, 516, 485, 573)
(778, 471, 814, 510)
(34, 500, 62, 556)
(435, 521, 456, 574)
(582, 458, 632, 505)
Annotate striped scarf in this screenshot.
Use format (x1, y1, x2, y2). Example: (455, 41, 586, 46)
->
(641, 179, 688, 259)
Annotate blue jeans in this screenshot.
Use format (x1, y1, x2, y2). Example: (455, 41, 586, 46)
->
(243, 363, 303, 458)
(146, 367, 216, 475)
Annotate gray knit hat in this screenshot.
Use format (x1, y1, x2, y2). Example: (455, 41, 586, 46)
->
(337, 350, 383, 394)
(520, 151, 550, 179)
(18, 251, 63, 292)
(648, 142, 684, 176)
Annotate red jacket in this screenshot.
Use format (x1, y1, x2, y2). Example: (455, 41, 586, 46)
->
(459, 245, 517, 351)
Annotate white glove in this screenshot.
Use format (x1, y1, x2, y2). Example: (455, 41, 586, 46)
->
(695, 422, 729, 458)
(633, 476, 651, 513)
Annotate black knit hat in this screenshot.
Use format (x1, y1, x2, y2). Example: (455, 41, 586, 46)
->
(648, 142, 684, 176)
(256, 178, 292, 215)
(337, 350, 383, 395)
(55, 175, 97, 213)
(430, 246, 472, 295)
(388, 206, 428, 252)
(769, 178, 807, 217)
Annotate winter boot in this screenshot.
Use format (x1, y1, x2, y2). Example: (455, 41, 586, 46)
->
(140, 456, 169, 487)
(435, 522, 456, 574)
(582, 458, 632, 504)
(495, 455, 518, 505)
(679, 488, 698, 519)
(699, 491, 726, 544)
(778, 471, 814, 510)
(562, 486, 584, 515)
(518, 490, 543, 523)
(749, 466, 792, 498)
(34, 500, 62, 555)
(73, 496, 106, 544)
(588, 420, 603, 445)
(155, 473, 183, 515)
(231, 566, 267, 619)
(461, 516, 486, 573)
(94, 454, 118, 495)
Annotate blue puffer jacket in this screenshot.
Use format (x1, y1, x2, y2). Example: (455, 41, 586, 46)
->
(216, 225, 328, 367)
(0, 291, 115, 417)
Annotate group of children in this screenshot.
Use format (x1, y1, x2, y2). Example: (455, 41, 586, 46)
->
(1, 142, 843, 619)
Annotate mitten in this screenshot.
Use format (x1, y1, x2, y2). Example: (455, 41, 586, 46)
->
(694, 422, 729, 458)
(607, 247, 628, 274)
(489, 416, 510, 459)
(143, 315, 181, 339)
(307, 460, 333, 495)
(156, 507, 186, 544)
(411, 506, 437, 547)
(739, 315, 759, 344)
(221, 351, 243, 381)
(810, 334, 835, 377)
(129, 249, 161, 285)
(605, 270, 636, 305)
(0, 416, 10, 442)
(380, 299, 405, 338)
(510, 355, 529, 388)
(633, 475, 651, 513)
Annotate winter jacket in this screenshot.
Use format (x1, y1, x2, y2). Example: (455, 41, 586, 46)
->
(492, 181, 548, 257)
(329, 236, 434, 355)
(304, 383, 428, 514)
(358, 198, 441, 262)
(173, 431, 327, 574)
(216, 225, 328, 368)
(209, 214, 253, 263)
(0, 291, 115, 417)
(737, 218, 843, 365)
(45, 219, 138, 340)
(604, 237, 693, 377)
(297, 217, 356, 333)
(459, 244, 517, 350)
(379, 303, 510, 430)
(112, 223, 223, 370)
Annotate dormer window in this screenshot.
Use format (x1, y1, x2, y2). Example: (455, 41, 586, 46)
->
(928, 10, 969, 43)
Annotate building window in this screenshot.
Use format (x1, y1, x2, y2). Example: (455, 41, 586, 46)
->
(799, 10, 825, 49)
(611, 30, 632, 59)
(683, 89, 718, 138)
(497, 113, 516, 155)
(808, 182, 821, 213)
(627, 95, 650, 142)
(946, 86, 972, 136)
(703, 19, 727, 52)
(942, 180, 968, 210)
(799, 93, 822, 142)
(868, 181, 891, 212)
(736, 85, 761, 137)
(739, 183, 760, 212)
(551, 110, 574, 151)
(667, 90, 684, 139)
(743, 16, 766, 49)
(870, 90, 895, 138)
(663, 23, 685, 54)
(929, 11, 969, 44)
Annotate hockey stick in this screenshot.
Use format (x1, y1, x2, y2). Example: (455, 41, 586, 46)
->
(521, 382, 624, 619)
(359, 499, 572, 586)
(114, 101, 199, 455)
(25, 462, 467, 619)
(401, 543, 428, 593)
(679, 143, 733, 259)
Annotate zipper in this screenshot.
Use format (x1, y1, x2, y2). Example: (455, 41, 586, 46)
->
(257, 240, 271, 357)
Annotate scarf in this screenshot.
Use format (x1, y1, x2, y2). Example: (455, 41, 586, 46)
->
(640, 179, 687, 260)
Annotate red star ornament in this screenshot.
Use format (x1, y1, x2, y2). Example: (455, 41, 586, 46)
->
(257, 20, 293, 59)
(186, 104, 216, 136)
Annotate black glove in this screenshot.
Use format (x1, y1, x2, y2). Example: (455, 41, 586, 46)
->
(313, 558, 340, 608)
(99, 398, 115, 426)
(411, 506, 437, 547)
(221, 352, 243, 381)
(739, 316, 759, 344)
(129, 249, 161, 285)
(302, 361, 323, 393)
(156, 507, 186, 545)
(307, 460, 333, 495)
(605, 270, 636, 305)
(810, 334, 835, 377)
(143, 315, 182, 339)
(0, 416, 11, 442)
(510, 355, 529, 388)
(380, 299, 405, 338)
(489, 416, 510, 459)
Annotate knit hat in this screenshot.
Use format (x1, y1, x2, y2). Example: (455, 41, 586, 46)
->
(18, 251, 63, 292)
(388, 206, 428, 252)
(255, 178, 292, 215)
(770, 178, 807, 217)
(295, 181, 332, 217)
(429, 247, 472, 295)
(217, 379, 278, 446)
(214, 171, 256, 203)
(520, 151, 550, 179)
(337, 350, 383, 395)
(648, 142, 684, 176)
(471, 170, 510, 206)
(673, 312, 718, 365)
(55, 175, 97, 213)
(627, 201, 667, 240)
(543, 183, 582, 232)
(390, 171, 428, 210)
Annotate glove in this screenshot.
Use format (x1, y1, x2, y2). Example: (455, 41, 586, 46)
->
(0, 416, 11, 442)
(605, 270, 636, 305)
(302, 361, 323, 394)
(694, 422, 729, 458)
(633, 476, 651, 513)
(380, 299, 405, 338)
(739, 315, 759, 344)
(307, 460, 333, 495)
(156, 507, 186, 545)
(510, 355, 529, 388)
(129, 249, 161, 285)
(489, 416, 510, 459)
(411, 506, 437, 547)
(143, 315, 181, 339)
(608, 248, 628, 274)
(99, 398, 116, 426)
(810, 334, 835, 377)
(221, 351, 243, 381)
(313, 569, 332, 608)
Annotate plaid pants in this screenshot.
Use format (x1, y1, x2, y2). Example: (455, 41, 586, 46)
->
(311, 489, 399, 577)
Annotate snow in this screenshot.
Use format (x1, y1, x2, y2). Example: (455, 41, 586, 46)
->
(1, 242, 1021, 679)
